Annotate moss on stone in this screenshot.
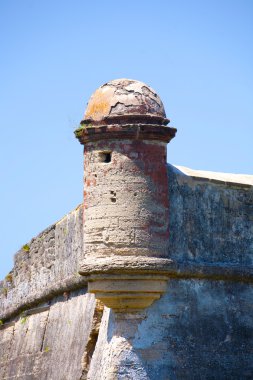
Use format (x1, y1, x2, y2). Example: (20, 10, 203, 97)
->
(74, 126, 84, 138)
(22, 244, 30, 252)
(20, 316, 28, 324)
(5, 273, 13, 283)
(74, 124, 93, 138)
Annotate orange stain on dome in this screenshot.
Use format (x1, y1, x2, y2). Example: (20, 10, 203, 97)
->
(84, 87, 115, 121)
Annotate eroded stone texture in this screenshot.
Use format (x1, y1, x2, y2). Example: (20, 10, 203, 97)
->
(0, 325, 14, 379)
(0, 205, 84, 321)
(87, 280, 253, 380)
(83, 79, 166, 124)
(1, 74, 252, 379)
(85, 165, 253, 379)
(0, 163, 253, 379)
(167, 164, 253, 267)
(77, 78, 177, 313)
(0, 290, 96, 380)
(83, 140, 169, 259)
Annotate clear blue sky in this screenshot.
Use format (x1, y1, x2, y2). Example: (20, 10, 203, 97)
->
(1, 0, 252, 279)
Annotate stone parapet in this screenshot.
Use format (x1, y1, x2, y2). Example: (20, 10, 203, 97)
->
(0, 205, 85, 322)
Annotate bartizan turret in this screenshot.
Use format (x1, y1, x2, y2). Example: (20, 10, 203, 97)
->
(75, 79, 177, 312)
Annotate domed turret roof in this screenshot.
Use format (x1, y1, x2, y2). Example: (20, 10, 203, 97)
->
(82, 79, 168, 125)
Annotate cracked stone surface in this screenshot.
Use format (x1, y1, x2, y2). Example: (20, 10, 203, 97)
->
(83, 79, 166, 123)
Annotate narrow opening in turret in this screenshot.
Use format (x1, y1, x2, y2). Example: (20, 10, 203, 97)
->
(110, 190, 116, 203)
(99, 151, 111, 163)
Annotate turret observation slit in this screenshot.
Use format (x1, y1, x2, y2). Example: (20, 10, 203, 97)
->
(98, 151, 111, 163)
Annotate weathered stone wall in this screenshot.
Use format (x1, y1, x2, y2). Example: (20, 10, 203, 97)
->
(83, 164, 253, 379)
(0, 290, 96, 380)
(0, 205, 85, 321)
(167, 164, 253, 268)
(83, 139, 169, 259)
(1, 164, 253, 379)
(88, 279, 253, 379)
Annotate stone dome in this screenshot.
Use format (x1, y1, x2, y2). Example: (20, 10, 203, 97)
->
(82, 79, 168, 125)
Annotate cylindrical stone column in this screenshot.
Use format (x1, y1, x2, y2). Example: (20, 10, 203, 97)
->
(83, 139, 169, 258)
(75, 79, 177, 312)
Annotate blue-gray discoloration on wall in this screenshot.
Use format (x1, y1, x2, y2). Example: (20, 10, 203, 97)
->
(167, 164, 253, 267)
(88, 279, 253, 379)
(134, 280, 253, 379)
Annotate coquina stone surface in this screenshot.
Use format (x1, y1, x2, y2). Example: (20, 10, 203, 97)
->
(0, 205, 84, 321)
(87, 279, 253, 380)
(0, 164, 252, 379)
(82, 139, 169, 259)
(76, 79, 177, 312)
(1, 77, 253, 379)
(0, 290, 96, 380)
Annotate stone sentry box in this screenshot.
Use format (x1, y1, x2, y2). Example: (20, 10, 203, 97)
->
(75, 79, 177, 312)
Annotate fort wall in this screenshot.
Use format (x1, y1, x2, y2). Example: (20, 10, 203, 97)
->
(1, 164, 252, 379)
